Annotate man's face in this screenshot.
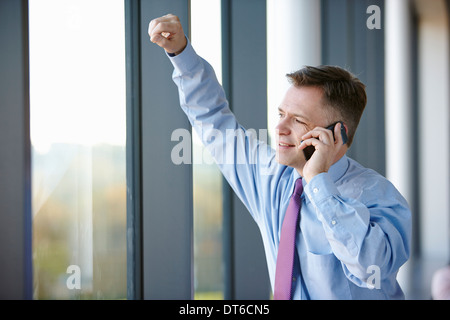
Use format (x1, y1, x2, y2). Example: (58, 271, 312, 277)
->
(275, 85, 333, 171)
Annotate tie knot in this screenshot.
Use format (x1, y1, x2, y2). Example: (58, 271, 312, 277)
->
(293, 178, 303, 196)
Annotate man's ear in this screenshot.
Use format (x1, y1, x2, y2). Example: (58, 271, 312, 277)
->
(343, 123, 349, 135)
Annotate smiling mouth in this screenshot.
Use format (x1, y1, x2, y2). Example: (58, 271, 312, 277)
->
(278, 142, 296, 147)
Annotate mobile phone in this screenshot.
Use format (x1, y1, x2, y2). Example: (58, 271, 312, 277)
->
(303, 121, 348, 161)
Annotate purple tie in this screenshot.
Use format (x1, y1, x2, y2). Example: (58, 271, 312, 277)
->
(274, 178, 303, 300)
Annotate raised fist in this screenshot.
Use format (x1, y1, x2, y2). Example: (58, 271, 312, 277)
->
(148, 14, 187, 55)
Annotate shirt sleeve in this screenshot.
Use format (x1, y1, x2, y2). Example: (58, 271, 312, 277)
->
(303, 172, 411, 288)
(168, 40, 278, 223)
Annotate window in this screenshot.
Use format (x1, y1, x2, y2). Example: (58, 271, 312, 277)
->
(190, 0, 224, 300)
(29, 0, 127, 299)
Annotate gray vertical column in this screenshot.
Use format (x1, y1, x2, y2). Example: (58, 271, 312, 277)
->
(221, 0, 235, 300)
(125, 0, 142, 300)
(321, 0, 386, 176)
(139, 0, 193, 299)
(352, 0, 386, 176)
(226, 0, 271, 299)
(0, 0, 32, 300)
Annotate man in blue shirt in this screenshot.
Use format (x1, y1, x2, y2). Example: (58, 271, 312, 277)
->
(148, 14, 411, 300)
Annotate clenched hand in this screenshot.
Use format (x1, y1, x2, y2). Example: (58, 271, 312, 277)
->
(148, 14, 187, 55)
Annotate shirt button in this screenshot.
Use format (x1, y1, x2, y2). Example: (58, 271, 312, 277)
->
(331, 220, 337, 225)
(313, 187, 319, 193)
(292, 277, 296, 282)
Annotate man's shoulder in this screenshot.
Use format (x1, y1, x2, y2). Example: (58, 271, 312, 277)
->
(341, 157, 403, 200)
(345, 157, 387, 181)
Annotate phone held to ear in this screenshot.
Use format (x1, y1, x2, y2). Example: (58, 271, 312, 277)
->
(303, 121, 348, 161)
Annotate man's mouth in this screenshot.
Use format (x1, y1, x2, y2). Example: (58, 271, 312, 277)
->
(278, 142, 296, 148)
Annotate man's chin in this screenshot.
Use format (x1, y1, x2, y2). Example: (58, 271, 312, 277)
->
(276, 154, 304, 170)
(275, 154, 286, 166)
(275, 155, 292, 167)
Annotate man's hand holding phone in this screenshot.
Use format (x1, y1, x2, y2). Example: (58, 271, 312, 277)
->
(299, 121, 348, 183)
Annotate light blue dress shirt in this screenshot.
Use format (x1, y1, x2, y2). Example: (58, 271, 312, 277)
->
(168, 40, 411, 300)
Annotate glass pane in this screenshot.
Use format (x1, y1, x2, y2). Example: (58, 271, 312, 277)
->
(29, 0, 127, 299)
(190, 0, 224, 300)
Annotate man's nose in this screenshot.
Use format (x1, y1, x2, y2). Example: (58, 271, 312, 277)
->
(275, 119, 290, 136)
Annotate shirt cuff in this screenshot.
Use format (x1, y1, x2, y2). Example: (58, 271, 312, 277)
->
(166, 37, 200, 74)
(304, 173, 357, 255)
(304, 173, 346, 229)
(304, 172, 340, 205)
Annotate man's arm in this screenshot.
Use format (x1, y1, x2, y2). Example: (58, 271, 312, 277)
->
(148, 15, 279, 224)
(305, 170, 411, 288)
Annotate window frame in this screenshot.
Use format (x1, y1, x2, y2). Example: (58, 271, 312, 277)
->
(0, 0, 33, 300)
